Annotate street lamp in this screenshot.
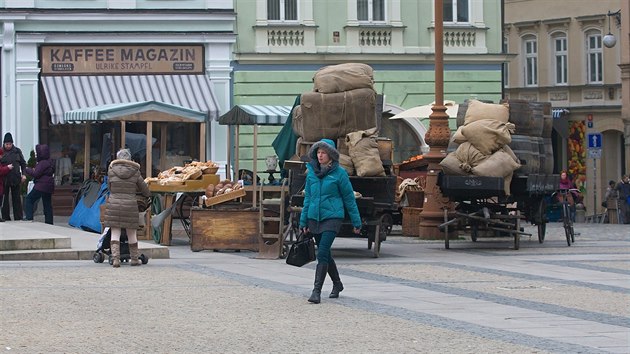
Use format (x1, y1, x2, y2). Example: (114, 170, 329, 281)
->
(603, 9, 621, 48)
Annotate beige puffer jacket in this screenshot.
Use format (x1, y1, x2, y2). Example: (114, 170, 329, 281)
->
(103, 159, 151, 230)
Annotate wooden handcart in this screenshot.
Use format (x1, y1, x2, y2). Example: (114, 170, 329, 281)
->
(438, 173, 559, 250)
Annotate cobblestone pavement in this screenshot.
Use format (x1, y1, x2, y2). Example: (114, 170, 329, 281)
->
(1, 221, 629, 353)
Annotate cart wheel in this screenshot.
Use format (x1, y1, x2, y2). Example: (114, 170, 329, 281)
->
(140, 254, 149, 264)
(537, 223, 546, 243)
(280, 244, 289, 259)
(470, 223, 478, 242)
(372, 226, 381, 258)
(381, 213, 393, 236)
(93, 252, 104, 263)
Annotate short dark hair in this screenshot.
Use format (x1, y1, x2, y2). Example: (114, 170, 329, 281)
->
(609, 180, 616, 186)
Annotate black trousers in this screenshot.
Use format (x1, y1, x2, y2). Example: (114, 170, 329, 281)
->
(2, 183, 23, 221)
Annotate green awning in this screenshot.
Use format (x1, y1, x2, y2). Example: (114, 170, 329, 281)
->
(218, 104, 293, 125)
(63, 101, 207, 123)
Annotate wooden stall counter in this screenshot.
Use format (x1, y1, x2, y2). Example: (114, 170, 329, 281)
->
(190, 205, 259, 252)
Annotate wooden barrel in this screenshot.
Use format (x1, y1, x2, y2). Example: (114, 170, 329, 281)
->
(538, 137, 554, 174)
(509, 135, 540, 175)
(527, 102, 546, 137)
(533, 102, 553, 138)
(501, 99, 533, 136)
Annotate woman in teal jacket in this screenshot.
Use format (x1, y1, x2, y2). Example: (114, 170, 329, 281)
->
(300, 138, 361, 304)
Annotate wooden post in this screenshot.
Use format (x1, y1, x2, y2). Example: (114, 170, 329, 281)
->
(235, 125, 240, 182)
(146, 121, 153, 178)
(199, 122, 206, 162)
(226, 125, 232, 180)
(252, 124, 258, 208)
(160, 124, 167, 171)
(83, 124, 90, 181)
(120, 120, 126, 150)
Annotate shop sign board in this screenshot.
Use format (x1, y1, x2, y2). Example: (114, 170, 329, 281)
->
(40, 45, 204, 75)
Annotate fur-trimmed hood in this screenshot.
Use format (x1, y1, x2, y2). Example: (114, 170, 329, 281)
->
(308, 138, 339, 163)
(109, 159, 141, 179)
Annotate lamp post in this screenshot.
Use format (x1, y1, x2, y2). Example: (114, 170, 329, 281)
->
(418, 0, 453, 239)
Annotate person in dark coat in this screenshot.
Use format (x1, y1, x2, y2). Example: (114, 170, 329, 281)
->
(0, 149, 15, 222)
(300, 139, 362, 304)
(23, 144, 55, 224)
(1, 133, 27, 221)
(103, 148, 151, 268)
(615, 175, 630, 224)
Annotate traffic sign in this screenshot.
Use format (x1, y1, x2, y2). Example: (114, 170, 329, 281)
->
(588, 149, 601, 159)
(587, 121, 593, 128)
(587, 133, 602, 148)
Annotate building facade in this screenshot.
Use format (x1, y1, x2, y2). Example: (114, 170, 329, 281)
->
(232, 0, 507, 170)
(504, 0, 628, 215)
(0, 0, 236, 184)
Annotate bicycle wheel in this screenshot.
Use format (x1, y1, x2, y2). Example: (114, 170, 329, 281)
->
(562, 203, 571, 246)
(569, 220, 575, 243)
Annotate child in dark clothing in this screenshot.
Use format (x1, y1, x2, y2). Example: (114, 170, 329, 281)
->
(23, 144, 55, 224)
(0, 149, 14, 222)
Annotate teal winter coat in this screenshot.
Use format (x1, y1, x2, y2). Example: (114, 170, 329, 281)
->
(299, 161, 362, 229)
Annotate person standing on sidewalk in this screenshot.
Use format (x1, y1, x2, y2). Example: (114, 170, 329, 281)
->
(615, 175, 630, 224)
(23, 144, 55, 224)
(300, 139, 361, 304)
(0, 149, 14, 222)
(1, 133, 26, 221)
(103, 148, 151, 268)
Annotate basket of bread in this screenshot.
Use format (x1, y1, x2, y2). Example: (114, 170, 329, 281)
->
(202, 179, 246, 207)
(145, 160, 221, 192)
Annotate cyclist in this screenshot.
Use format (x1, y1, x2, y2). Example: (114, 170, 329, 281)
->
(558, 171, 578, 222)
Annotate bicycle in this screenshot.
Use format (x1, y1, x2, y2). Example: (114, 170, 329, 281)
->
(552, 188, 580, 246)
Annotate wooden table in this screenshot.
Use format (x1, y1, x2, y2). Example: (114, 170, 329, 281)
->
(149, 174, 220, 245)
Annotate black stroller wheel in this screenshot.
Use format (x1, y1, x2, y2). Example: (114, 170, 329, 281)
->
(93, 252, 105, 263)
(108, 255, 113, 265)
(140, 254, 149, 264)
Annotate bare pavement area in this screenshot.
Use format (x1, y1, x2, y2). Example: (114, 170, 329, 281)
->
(1, 218, 629, 353)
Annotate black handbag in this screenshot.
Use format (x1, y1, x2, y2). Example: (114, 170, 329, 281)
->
(286, 232, 316, 267)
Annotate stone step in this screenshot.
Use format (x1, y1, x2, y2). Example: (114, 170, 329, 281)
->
(0, 236, 71, 251)
(0, 245, 170, 261)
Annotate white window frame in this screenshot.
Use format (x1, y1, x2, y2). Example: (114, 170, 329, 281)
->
(357, 0, 387, 23)
(503, 36, 509, 87)
(267, 0, 299, 22)
(553, 34, 568, 85)
(443, 0, 470, 24)
(523, 36, 538, 87)
(586, 31, 602, 84)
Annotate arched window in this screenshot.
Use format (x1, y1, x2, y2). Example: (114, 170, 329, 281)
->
(522, 35, 538, 86)
(552, 32, 568, 85)
(585, 29, 602, 84)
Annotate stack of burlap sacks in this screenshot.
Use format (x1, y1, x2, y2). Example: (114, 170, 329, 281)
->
(292, 63, 385, 177)
(439, 100, 521, 195)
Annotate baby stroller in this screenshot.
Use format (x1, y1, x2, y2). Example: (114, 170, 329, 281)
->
(92, 227, 149, 265)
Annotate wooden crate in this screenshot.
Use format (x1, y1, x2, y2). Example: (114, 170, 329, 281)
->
(402, 207, 423, 237)
(204, 188, 246, 207)
(148, 174, 220, 193)
(190, 208, 259, 252)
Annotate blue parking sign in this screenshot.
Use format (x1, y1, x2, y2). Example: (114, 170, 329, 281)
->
(587, 133, 602, 148)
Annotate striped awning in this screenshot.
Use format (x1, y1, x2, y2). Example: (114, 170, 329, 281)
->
(218, 104, 293, 125)
(42, 75, 220, 124)
(552, 108, 570, 118)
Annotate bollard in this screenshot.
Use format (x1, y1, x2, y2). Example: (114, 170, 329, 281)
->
(575, 203, 586, 223)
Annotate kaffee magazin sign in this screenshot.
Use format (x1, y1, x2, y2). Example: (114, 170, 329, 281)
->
(41, 45, 204, 75)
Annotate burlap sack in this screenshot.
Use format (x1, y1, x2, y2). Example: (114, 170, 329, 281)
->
(454, 142, 488, 173)
(313, 63, 375, 93)
(291, 105, 304, 137)
(439, 152, 469, 176)
(346, 128, 385, 177)
(339, 154, 354, 175)
(472, 148, 521, 195)
(464, 99, 509, 125)
(461, 119, 514, 155)
(300, 88, 377, 142)
(452, 126, 466, 144)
